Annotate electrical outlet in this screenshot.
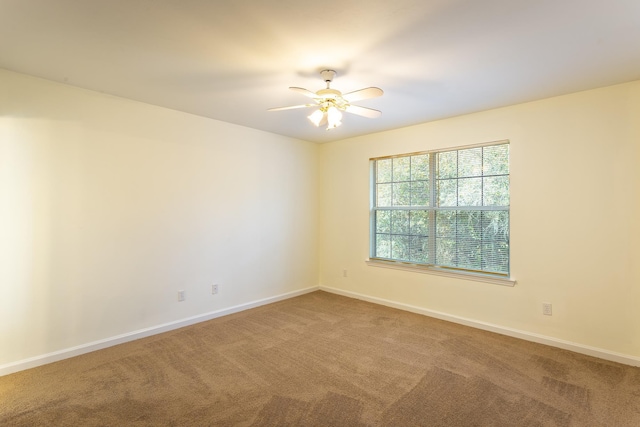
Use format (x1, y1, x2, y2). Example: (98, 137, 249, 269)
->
(343, 269, 348, 277)
(212, 284, 219, 295)
(178, 290, 186, 302)
(542, 302, 552, 316)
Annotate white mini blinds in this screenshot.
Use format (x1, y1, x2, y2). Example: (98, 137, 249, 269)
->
(370, 142, 510, 277)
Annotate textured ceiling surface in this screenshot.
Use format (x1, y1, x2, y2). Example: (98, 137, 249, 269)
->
(1, 0, 639, 143)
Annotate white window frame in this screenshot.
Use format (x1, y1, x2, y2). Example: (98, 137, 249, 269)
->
(368, 140, 515, 286)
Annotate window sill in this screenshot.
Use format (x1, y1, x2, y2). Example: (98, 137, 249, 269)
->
(365, 259, 516, 287)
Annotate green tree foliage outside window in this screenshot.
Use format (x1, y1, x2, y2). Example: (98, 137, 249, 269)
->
(371, 143, 510, 276)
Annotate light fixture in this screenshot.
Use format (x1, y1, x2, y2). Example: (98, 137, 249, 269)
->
(307, 109, 324, 127)
(326, 106, 342, 129)
(307, 103, 343, 131)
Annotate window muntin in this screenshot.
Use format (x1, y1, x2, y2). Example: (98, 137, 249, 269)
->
(371, 142, 510, 276)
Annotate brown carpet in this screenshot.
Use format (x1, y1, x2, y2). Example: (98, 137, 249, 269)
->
(1, 291, 639, 426)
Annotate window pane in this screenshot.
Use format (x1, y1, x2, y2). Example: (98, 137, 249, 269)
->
(458, 147, 482, 178)
(393, 157, 411, 182)
(376, 210, 391, 233)
(392, 182, 411, 206)
(410, 180, 429, 206)
(458, 177, 482, 206)
(391, 210, 410, 234)
(455, 211, 482, 270)
(409, 236, 429, 263)
(483, 176, 510, 206)
(481, 210, 509, 243)
(410, 210, 429, 236)
(457, 210, 481, 236)
(457, 239, 481, 270)
(483, 144, 509, 175)
(482, 241, 509, 274)
(436, 238, 456, 266)
(481, 210, 509, 273)
(377, 183, 392, 207)
(375, 233, 391, 258)
(411, 154, 430, 181)
(438, 151, 457, 179)
(436, 210, 456, 238)
(438, 179, 457, 207)
(391, 235, 410, 260)
(377, 159, 392, 183)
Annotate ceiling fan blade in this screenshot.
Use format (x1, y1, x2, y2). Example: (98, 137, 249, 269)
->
(289, 87, 318, 98)
(342, 87, 383, 102)
(345, 104, 382, 118)
(268, 104, 316, 111)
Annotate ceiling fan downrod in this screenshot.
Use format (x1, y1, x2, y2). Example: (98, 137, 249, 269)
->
(320, 69, 336, 87)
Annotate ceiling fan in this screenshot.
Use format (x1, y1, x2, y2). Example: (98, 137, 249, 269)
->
(268, 70, 383, 130)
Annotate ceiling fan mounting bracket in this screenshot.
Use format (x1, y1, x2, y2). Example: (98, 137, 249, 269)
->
(320, 69, 336, 84)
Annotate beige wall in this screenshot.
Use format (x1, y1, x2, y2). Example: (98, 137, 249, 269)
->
(319, 81, 640, 359)
(0, 69, 319, 367)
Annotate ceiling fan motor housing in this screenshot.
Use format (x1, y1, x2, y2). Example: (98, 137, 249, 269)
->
(316, 88, 341, 99)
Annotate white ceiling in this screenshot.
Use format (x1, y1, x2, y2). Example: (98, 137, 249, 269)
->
(1, 0, 639, 143)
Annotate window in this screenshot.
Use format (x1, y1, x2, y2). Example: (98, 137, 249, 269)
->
(370, 142, 510, 278)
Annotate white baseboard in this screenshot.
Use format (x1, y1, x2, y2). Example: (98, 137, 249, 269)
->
(0, 286, 319, 377)
(320, 286, 640, 367)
